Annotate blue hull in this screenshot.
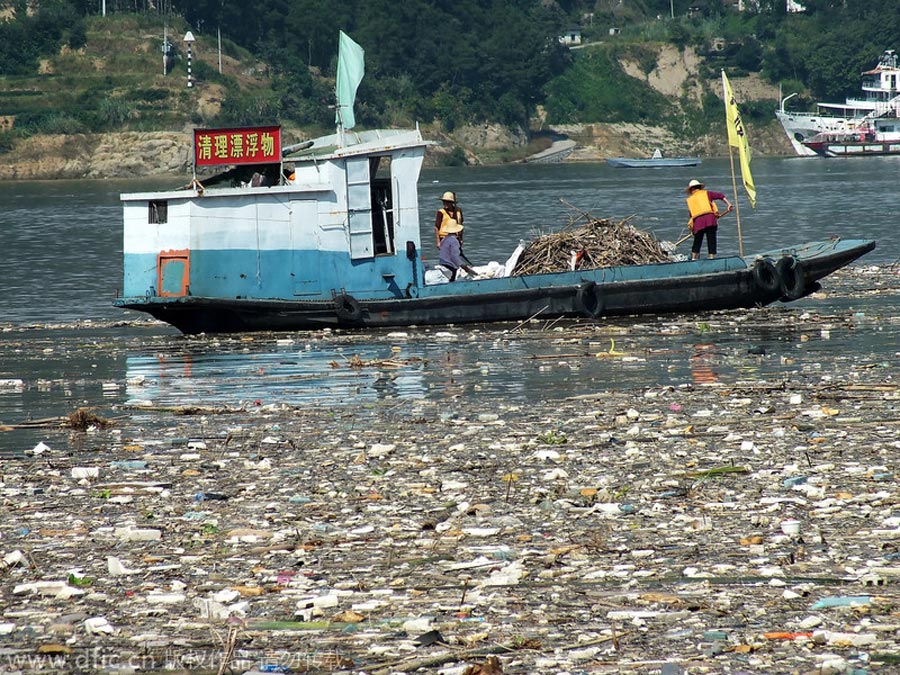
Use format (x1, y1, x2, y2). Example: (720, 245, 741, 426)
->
(117, 239, 875, 334)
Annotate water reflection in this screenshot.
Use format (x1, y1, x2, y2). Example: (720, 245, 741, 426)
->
(1, 278, 895, 455)
(690, 343, 720, 385)
(1, 162, 894, 457)
(125, 343, 432, 406)
(105, 309, 874, 410)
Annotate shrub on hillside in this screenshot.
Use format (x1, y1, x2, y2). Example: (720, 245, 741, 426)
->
(0, 131, 16, 155)
(215, 93, 283, 127)
(37, 114, 89, 135)
(543, 47, 669, 125)
(96, 99, 135, 129)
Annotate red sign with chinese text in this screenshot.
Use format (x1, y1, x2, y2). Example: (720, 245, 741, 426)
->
(193, 126, 282, 166)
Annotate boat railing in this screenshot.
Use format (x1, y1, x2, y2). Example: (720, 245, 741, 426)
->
(779, 92, 798, 114)
(858, 94, 900, 122)
(779, 93, 859, 120)
(783, 101, 900, 121)
(780, 108, 855, 120)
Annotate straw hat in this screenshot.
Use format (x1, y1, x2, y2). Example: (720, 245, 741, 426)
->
(442, 219, 463, 234)
(439, 191, 457, 203)
(685, 179, 704, 193)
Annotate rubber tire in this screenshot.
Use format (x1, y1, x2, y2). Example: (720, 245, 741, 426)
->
(776, 256, 807, 301)
(752, 258, 781, 294)
(335, 294, 363, 322)
(575, 281, 603, 318)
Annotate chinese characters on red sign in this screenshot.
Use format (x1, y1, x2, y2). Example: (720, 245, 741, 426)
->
(193, 126, 282, 167)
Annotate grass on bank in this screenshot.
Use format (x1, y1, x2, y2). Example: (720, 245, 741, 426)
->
(0, 13, 271, 147)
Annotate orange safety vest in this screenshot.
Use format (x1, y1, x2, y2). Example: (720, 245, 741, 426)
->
(437, 207, 464, 237)
(686, 190, 718, 230)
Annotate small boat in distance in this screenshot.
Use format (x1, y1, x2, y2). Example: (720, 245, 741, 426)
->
(776, 49, 900, 157)
(606, 148, 701, 168)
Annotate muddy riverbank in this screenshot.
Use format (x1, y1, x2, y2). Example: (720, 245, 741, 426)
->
(2, 267, 900, 674)
(0, 118, 792, 180)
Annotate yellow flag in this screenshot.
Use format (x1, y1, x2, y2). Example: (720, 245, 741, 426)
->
(722, 70, 756, 208)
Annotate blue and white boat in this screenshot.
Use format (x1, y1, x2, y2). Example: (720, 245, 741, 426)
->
(114, 36, 875, 334)
(606, 148, 701, 168)
(114, 122, 874, 334)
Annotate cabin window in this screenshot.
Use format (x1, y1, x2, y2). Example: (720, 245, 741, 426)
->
(149, 200, 168, 224)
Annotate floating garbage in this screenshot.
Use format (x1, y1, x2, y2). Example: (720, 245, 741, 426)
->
(0, 266, 898, 673)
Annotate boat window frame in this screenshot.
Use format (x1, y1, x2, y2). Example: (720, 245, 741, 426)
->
(149, 200, 168, 224)
(370, 155, 396, 257)
(345, 154, 397, 260)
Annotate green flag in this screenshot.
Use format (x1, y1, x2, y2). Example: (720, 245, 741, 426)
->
(335, 31, 365, 130)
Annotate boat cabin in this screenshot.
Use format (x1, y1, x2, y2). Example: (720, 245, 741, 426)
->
(120, 126, 430, 305)
(861, 49, 900, 103)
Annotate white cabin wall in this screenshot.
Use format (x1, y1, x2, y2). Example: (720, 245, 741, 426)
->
(189, 197, 293, 251)
(120, 131, 430, 302)
(123, 201, 190, 254)
(312, 159, 351, 254)
(390, 149, 425, 251)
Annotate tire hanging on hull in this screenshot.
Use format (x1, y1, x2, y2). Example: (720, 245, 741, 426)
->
(575, 281, 604, 318)
(335, 294, 363, 322)
(776, 256, 807, 300)
(752, 258, 781, 294)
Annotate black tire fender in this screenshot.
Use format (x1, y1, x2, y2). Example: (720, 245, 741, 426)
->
(752, 258, 781, 294)
(335, 293, 363, 321)
(575, 281, 603, 318)
(776, 256, 807, 300)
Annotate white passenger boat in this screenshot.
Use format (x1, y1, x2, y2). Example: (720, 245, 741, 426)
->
(776, 49, 900, 157)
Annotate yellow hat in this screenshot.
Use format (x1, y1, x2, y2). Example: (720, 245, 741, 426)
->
(442, 219, 463, 234)
(439, 191, 457, 203)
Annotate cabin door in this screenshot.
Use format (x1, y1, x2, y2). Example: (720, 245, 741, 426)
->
(289, 199, 320, 296)
(346, 157, 374, 259)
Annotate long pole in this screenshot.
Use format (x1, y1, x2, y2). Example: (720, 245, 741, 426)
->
(727, 148, 744, 257)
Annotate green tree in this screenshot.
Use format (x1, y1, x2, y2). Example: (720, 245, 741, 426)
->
(543, 47, 668, 124)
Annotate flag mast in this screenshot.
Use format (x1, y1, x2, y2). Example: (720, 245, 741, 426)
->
(727, 131, 743, 257)
(722, 69, 756, 258)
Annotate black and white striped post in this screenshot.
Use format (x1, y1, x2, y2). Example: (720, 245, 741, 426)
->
(183, 31, 195, 88)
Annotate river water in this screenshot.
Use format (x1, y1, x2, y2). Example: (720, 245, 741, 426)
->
(1, 157, 897, 452)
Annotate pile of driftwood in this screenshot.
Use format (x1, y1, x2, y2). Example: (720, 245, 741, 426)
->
(511, 204, 671, 276)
